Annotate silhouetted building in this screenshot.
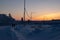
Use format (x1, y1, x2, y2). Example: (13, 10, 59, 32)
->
(0, 14, 16, 26)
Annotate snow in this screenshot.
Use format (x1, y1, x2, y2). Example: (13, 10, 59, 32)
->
(0, 24, 60, 40)
(0, 26, 18, 40)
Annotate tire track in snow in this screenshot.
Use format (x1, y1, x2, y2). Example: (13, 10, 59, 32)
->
(11, 27, 26, 40)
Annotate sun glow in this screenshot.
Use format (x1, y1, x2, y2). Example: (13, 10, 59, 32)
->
(32, 13, 60, 20)
(11, 12, 60, 21)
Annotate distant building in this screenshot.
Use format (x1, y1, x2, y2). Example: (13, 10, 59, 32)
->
(0, 14, 16, 26)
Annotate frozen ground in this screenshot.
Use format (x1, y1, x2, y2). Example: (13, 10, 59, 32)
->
(0, 24, 60, 40)
(0, 26, 18, 40)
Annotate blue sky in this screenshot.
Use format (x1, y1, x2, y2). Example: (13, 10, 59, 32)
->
(0, 0, 60, 20)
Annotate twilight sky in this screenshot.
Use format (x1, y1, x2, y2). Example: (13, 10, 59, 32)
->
(0, 0, 60, 20)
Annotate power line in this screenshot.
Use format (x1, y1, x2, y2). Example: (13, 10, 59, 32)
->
(25, 10, 31, 18)
(23, 0, 32, 21)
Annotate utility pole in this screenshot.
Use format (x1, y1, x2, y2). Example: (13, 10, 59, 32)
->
(24, 0, 26, 21)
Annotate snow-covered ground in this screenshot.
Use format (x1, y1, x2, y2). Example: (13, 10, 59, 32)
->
(0, 26, 18, 40)
(0, 24, 60, 40)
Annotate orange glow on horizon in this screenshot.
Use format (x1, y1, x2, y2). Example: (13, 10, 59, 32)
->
(12, 13, 60, 21)
(33, 13, 60, 20)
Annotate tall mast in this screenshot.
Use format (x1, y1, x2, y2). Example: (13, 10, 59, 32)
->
(24, 0, 26, 21)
